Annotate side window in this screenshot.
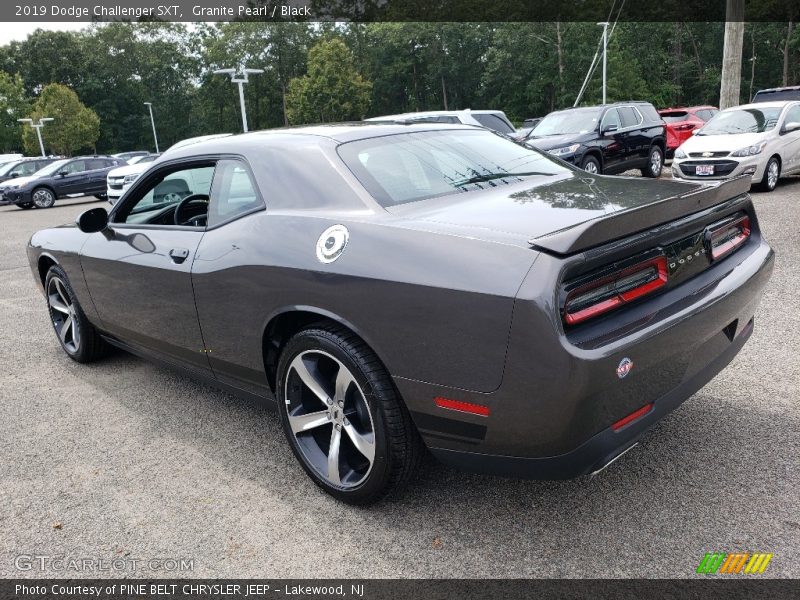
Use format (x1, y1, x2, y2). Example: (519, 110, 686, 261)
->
(87, 159, 106, 170)
(21, 162, 39, 175)
(601, 109, 621, 131)
(618, 106, 642, 128)
(62, 160, 86, 174)
(116, 164, 215, 225)
(208, 160, 263, 227)
(784, 105, 800, 126)
(473, 113, 515, 134)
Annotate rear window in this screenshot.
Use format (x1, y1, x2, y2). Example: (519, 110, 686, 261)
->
(752, 89, 800, 102)
(636, 103, 661, 122)
(660, 111, 689, 123)
(338, 129, 569, 207)
(473, 113, 515, 134)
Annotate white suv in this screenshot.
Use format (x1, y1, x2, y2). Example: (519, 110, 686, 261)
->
(365, 109, 516, 136)
(106, 154, 160, 204)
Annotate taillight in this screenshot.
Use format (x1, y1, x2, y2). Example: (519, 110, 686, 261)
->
(705, 214, 751, 261)
(564, 255, 668, 326)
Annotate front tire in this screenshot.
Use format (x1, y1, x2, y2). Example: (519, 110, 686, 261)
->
(94, 194, 107, 200)
(44, 265, 108, 363)
(18, 202, 34, 210)
(276, 324, 423, 505)
(32, 187, 56, 209)
(756, 156, 780, 192)
(580, 155, 601, 174)
(641, 145, 664, 178)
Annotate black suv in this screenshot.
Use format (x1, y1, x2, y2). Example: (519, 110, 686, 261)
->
(525, 101, 667, 177)
(3, 155, 122, 209)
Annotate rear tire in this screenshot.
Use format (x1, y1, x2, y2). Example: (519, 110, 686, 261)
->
(756, 156, 780, 192)
(32, 187, 55, 209)
(580, 155, 601, 174)
(44, 265, 108, 363)
(641, 145, 664, 178)
(276, 324, 423, 505)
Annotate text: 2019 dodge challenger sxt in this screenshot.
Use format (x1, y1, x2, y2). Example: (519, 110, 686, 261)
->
(27, 124, 774, 504)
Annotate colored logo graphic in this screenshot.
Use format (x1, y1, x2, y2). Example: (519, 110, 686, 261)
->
(697, 552, 773, 574)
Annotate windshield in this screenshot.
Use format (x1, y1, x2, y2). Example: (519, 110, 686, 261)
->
(338, 129, 569, 207)
(532, 108, 602, 136)
(0, 161, 22, 176)
(33, 159, 70, 177)
(699, 108, 781, 134)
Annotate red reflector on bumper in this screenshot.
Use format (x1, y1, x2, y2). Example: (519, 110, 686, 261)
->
(611, 403, 654, 432)
(434, 397, 490, 417)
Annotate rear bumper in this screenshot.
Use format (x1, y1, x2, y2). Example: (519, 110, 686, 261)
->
(431, 317, 754, 478)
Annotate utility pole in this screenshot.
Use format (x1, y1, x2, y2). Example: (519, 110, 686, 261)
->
(213, 67, 264, 133)
(144, 102, 159, 153)
(18, 117, 54, 157)
(598, 21, 609, 104)
(719, 0, 745, 109)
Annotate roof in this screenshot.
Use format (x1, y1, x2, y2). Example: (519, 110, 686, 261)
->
(755, 85, 800, 92)
(159, 122, 478, 160)
(725, 101, 799, 110)
(365, 109, 505, 121)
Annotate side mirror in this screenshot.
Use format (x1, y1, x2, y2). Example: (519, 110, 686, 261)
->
(76, 207, 108, 233)
(57, 170, 68, 177)
(602, 124, 618, 134)
(782, 122, 800, 134)
(9, 172, 20, 178)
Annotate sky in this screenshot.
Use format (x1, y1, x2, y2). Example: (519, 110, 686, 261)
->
(0, 22, 90, 44)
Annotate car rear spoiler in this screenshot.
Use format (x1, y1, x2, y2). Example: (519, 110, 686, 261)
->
(528, 176, 752, 255)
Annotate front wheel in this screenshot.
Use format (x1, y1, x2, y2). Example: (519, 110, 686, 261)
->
(44, 265, 108, 363)
(580, 155, 601, 174)
(276, 325, 424, 505)
(756, 157, 780, 192)
(32, 187, 56, 209)
(18, 202, 34, 210)
(641, 145, 664, 178)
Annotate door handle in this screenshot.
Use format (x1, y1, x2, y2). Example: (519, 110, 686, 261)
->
(169, 247, 190, 264)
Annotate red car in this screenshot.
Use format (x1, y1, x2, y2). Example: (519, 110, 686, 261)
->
(658, 106, 718, 156)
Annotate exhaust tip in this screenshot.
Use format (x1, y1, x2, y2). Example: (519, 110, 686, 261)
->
(590, 442, 639, 477)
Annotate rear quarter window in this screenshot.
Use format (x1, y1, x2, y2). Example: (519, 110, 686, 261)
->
(473, 113, 515, 134)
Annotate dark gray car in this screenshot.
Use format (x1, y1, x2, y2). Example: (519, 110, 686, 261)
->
(26, 124, 774, 504)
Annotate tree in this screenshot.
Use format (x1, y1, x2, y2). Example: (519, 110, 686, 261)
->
(22, 84, 99, 156)
(286, 38, 371, 124)
(0, 71, 29, 152)
(719, 0, 745, 109)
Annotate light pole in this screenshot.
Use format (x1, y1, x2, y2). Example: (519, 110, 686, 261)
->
(598, 22, 609, 104)
(213, 67, 264, 133)
(144, 102, 159, 153)
(18, 117, 54, 157)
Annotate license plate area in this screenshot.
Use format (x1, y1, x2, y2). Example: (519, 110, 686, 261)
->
(696, 164, 715, 175)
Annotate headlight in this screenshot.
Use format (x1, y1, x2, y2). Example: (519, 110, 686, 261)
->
(548, 144, 580, 157)
(732, 141, 767, 157)
(123, 174, 140, 184)
(674, 148, 687, 159)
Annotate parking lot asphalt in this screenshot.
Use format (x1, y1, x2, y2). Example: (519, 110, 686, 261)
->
(1, 180, 798, 579)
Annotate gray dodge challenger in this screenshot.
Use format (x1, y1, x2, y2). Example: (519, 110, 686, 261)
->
(27, 123, 774, 504)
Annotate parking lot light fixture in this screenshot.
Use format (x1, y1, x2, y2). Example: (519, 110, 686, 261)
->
(18, 117, 54, 157)
(213, 67, 264, 133)
(144, 102, 160, 153)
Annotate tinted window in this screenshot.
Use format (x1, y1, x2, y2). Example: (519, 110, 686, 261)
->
(118, 164, 215, 225)
(62, 160, 86, 174)
(208, 160, 263, 227)
(473, 113, 515, 134)
(338, 129, 568, 207)
(661, 111, 689, 123)
(636, 103, 661, 122)
(618, 106, 642, 128)
(753, 89, 800, 102)
(87, 159, 107, 170)
(601, 109, 621, 131)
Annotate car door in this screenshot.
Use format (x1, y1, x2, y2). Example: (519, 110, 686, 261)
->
(84, 158, 117, 194)
(599, 108, 626, 173)
(617, 105, 648, 165)
(80, 160, 217, 374)
(190, 159, 268, 394)
(779, 104, 800, 173)
(55, 159, 89, 195)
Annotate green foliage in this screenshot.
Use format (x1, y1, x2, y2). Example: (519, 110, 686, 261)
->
(286, 38, 371, 124)
(0, 22, 797, 150)
(22, 84, 99, 156)
(0, 71, 29, 152)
